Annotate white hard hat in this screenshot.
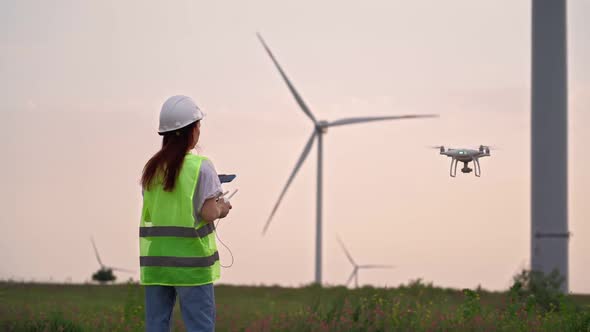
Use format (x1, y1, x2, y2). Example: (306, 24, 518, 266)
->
(158, 95, 205, 134)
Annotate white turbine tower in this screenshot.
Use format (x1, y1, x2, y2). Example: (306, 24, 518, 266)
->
(531, 0, 569, 292)
(337, 236, 394, 288)
(258, 33, 437, 285)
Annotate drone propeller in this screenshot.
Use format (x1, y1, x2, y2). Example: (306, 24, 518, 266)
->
(479, 145, 499, 150)
(479, 145, 498, 154)
(428, 145, 445, 153)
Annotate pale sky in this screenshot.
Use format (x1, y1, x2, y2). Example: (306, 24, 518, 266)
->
(1, 0, 589, 293)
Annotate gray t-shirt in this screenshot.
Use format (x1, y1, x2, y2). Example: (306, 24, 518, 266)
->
(193, 159, 223, 222)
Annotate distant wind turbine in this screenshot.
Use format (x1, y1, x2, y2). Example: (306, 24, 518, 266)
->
(91, 237, 134, 283)
(337, 236, 394, 288)
(258, 32, 436, 285)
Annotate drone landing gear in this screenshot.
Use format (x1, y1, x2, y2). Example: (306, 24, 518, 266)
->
(473, 158, 481, 177)
(449, 158, 458, 177)
(450, 159, 482, 177)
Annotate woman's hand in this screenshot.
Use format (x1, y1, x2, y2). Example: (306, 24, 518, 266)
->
(200, 196, 232, 223)
(218, 199, 232, 219)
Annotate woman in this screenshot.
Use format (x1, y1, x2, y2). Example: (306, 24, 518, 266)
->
(140, 95, 232, 332)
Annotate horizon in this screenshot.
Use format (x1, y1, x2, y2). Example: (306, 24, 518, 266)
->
(1, 0, 589, 293)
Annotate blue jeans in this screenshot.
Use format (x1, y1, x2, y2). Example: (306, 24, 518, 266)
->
(145, 284, 215, 332)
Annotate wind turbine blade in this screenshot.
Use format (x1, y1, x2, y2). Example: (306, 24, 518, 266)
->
(336, 235, 356, 266)
(359, 264, 395, 269)
(110, 267, 135, 273)
(345, 270, 356, 286)
(262, 131, 317, 234)
(256, 33, 317, 124)
(90, 237, 104, 267)
(327, 114, 438, 128)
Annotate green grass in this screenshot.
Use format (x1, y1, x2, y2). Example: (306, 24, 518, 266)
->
(0, 281, 588, 331)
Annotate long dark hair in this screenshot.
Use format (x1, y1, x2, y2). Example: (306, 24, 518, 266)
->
(141, 121, 197, 191)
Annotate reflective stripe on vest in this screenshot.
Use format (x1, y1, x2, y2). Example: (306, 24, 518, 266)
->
(140, 251, 219, 267)
(139, 224, 215, 238)
(139, 154, 220, 286)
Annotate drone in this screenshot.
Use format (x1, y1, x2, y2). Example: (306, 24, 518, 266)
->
(433, 145, 493, 177)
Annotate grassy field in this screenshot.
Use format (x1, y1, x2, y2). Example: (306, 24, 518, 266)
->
(0, 281, 589, 331)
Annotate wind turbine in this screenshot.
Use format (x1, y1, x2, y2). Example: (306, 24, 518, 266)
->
(91, 237, 134, 283)
(258, 33, 437, 285)
(337, 236, 394, 288)
(531, 0, 569, 292)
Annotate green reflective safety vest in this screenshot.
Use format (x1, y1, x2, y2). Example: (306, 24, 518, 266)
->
(140, 154, 220, 286)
